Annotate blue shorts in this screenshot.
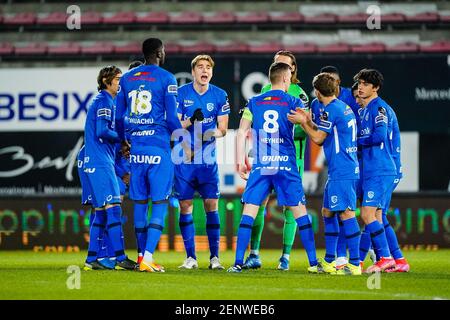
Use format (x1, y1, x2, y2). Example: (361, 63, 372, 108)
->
(84, 165, 121, 208)
(242, 166, 306, 207)
(383, 176, 400, 211)
(323, 179, 358, 212)
(129, 147, 174, 202)
(174, 163, 220, 200)
(361, 175, 396, 208)
(77, 163, 92, 205)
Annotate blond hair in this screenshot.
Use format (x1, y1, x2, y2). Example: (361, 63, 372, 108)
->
(191, 54, 215, 69)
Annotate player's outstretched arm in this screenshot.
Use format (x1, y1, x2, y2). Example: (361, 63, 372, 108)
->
(236, 117, 252, 180)
(288, 109, 326, 146)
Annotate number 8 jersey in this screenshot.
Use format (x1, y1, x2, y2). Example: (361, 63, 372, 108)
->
(116, 64, 178, 151)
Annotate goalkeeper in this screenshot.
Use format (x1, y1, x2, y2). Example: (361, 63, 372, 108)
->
(242, 50, 310, 271)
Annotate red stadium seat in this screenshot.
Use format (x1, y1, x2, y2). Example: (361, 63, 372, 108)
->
(337, 13, 370, 24)
(317, 42, 351, 54)
(0, 42, 14, 55)
(303, 13, 337, 24)
(420, 40, 450, 53)
(236, 12, 270, 24)
(81, 11, 103, 25)
(81, 42, 114, 54)
(351, 42, 386, 53)
(202, 11, 236, 24)
(269, 12, 303, 23)
(439, 13, 450, 23)
(15, 42, 48, 55)
(102, 12, 136, 25)
(3, 12, 37, 25)
(248, 41, 282, 53)
(406, 12, 439, 23)
(164, 43, 182, 54)
(37, 12, 68, 25)
(180, 42, 216, 54)
(283, 43, 318, 54)
(135, 12, 169, 24)
(114, 42, 141, 54)
(380, 13, 406, 23)
(48, 42, 81, 55)
(169, 12, 202, 24)
(386, 42, 419, 53)
(215, 41, 249, 53)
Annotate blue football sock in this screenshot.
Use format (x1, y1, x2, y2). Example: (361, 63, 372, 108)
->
(382, 213, 403, 259)
(336, 216, 347, 258)
(134, 202, 149, 257)
(145, 202, 168, 255)
(296, 215, 317, 266)
(235, 215, 254, 266)
(342, 217, 361, 266)
(359, 228, 371, 262)
(323, 215, 339, 263)
(179, 213, 196, 259)
(86, 209, 106, 263)
(106, 206, 126, 261)
(206, 211, 220, 259)
(366, 220, 390, 258)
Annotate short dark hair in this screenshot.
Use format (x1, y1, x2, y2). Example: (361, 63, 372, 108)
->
(320, 65, 340, 76)
(97, 65, 122, 91)
(353, 68, 384, 90)
(269, 62, 291, 84)
(128, 60, 143, 70)
(312, 73, 338, 97)
(142, 38, 163, 61)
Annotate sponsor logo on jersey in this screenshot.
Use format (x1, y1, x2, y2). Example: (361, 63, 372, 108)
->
(261, 155, 289, 162)
(131, 130, 155, 136)
(97, 108, 111, 118)
(263, 96, 281, 101)
(130, 155, 161, 164)
(168, 85, 178, 94)
(207, 103, 214, 112)
(346, 146, 358, 153)
(360, 127, 370, 136)
(201, 116, 215, 124)
(221, 99, 230, 113)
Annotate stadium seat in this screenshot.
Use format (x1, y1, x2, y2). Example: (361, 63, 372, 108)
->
(406, 12, 439, 23)
(135, 12, 169, 24)
(202, 11, 236, 24)
(180, 42, 216, 54)
(269, 12, 303, 23)
(80, 11, 103, 25)
(169, 12, 203, 24)
(48, 42, 81, 55)
(164, 42, 182, 54)
(439, 13, 450, 23)
(351, 42, 386, 53)
(114, 42, 141, 54)
(248, 41, 282, 53)
(3, 12, 37, 25)
(303, 13, 337, 24)
(317, 42, 351, 54)
(380, 13, 406, 23)
(102, 12, 136, 25)
(215, 41, 249, 53)
(386, 42, 419, 53)
(283, 43, 318, 54)
(420, 40, 450, 53)
(337, 13, 370, 24)
(81, 42, 114, 54)
(236, 12, 270, 24)
(15, 42, 48, 55)
(0, 42, 14, 55)
(36, 12, 68, 25)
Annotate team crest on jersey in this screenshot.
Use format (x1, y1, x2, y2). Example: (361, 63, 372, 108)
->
(207, 103, 214, 112)
(368, 191, 374, 199)
(331, 195, 338, 204)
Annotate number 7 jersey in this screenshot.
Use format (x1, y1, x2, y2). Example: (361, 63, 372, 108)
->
(116, 64, 178, 150)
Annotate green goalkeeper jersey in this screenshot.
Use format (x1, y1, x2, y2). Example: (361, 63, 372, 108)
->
(261, 83, 309, 177)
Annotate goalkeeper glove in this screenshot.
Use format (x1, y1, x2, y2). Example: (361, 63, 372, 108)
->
(190, 108, 204, 124)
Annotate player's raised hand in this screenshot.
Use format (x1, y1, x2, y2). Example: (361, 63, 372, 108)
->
(287, 109, 307, 125)
(237, 163, 249, 181)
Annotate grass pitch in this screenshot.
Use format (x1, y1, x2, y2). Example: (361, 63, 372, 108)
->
(0, 249, 449, 300)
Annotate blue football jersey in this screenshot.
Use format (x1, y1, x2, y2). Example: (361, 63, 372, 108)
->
(83, 90, 116, 167)
(358, 97, 397, 178)
(116, 64, 178, 151)
(177, 82, 230, 161)
(315, 98, 359, 180)
(387, 105, 402, 178)
(247, 89, 304, 167)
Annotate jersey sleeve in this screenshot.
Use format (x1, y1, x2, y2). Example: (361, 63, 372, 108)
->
(358, 104, 388, 146)
(316, 105, 336, 134)
(217, 90, 231, 116)
(176, 89, 184, 116)
(165, 73, 178, 97)
(241, 100, 253, 122)
(115, 78, 127, 140)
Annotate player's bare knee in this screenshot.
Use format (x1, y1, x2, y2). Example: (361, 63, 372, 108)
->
(321, 207, 333, 218)
(339, 209, 355, 221)
(135, 200, 148, 205)
(204, 199, 218, 212)
(179, 200, 193, 214)
(104, 203, 120, 210)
